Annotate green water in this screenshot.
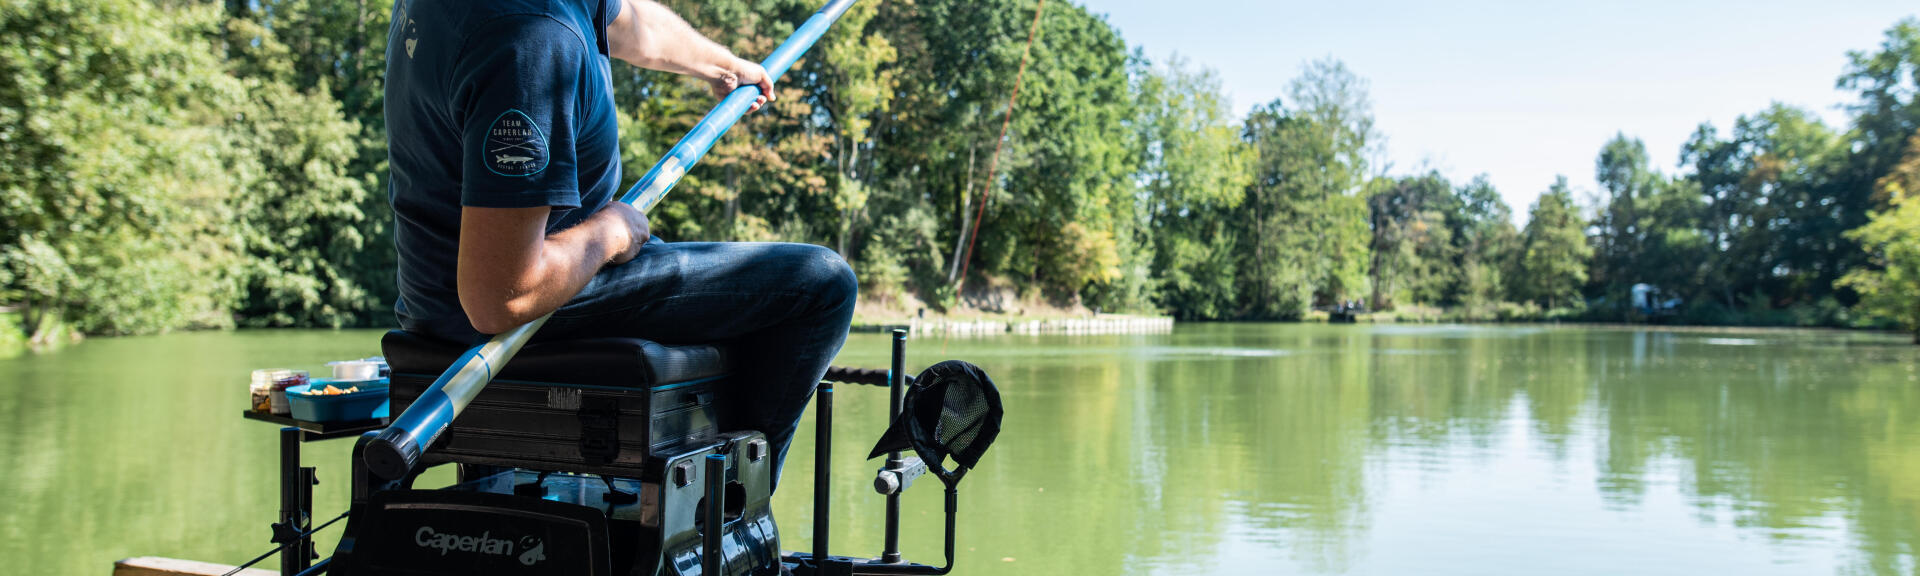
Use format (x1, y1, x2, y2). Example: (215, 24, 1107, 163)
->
(4, 324, 1919, 575)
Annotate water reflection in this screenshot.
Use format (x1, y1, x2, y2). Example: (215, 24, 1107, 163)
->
(794, 324, 1920, 575)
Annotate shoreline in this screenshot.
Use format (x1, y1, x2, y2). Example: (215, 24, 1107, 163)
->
(3, 313, 1909, 358)
(851, 314, 1175, 337)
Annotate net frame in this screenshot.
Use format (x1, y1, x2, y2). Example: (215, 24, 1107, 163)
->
(868, 360, 1003, 483)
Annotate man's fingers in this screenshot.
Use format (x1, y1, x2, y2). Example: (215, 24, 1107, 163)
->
(715, 59, 775, 112)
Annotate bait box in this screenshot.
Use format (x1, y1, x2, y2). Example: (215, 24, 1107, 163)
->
(287, 380, 390, 423)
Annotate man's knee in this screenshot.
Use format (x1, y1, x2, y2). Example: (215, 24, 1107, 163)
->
(797, 244, 858, 313)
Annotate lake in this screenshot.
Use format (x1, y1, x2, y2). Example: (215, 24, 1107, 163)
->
(3, 324, 1918, 575)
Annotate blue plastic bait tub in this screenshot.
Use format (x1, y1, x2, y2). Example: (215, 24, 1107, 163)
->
(287, 379, 390, 422)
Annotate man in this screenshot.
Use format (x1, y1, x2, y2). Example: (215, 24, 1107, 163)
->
(384, 0, 857, 484)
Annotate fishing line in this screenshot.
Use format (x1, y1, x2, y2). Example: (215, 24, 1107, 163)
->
(956, 0, 1047, 293)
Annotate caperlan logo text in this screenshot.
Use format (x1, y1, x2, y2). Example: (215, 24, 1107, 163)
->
(415, 526, 527, 560)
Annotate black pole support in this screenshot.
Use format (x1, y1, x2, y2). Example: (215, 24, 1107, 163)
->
(881, 329, 907, 564)
(704, 453, 728, 576)
(942, 487, 958, 574)
(277, 427, 310, 576)
(813, 383, 833, 564)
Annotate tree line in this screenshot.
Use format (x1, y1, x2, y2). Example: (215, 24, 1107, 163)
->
(2, 1, 1918, 341)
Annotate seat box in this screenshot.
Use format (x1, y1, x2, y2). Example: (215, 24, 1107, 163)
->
(381, 331, 729, 478)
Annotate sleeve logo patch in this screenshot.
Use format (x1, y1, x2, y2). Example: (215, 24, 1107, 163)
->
(484, 109, 549, 177)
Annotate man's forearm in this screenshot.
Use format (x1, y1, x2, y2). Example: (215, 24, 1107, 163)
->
(457, 206, 635, 334)
(607, 0, 738, 78)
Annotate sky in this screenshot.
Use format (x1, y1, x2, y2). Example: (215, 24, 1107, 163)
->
(1076, 0, 1917, 222)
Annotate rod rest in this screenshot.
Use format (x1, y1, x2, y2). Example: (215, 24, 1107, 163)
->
(822, 366, 911, 387)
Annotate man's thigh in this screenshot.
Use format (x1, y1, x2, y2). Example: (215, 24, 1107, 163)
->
(538, 238, 848, 344)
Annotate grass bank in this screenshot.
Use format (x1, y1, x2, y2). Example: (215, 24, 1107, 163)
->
(851, 291, 1174, 337)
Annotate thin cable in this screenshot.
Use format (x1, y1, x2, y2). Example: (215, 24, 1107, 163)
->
(956, 0, 1047, 293)
(221, 511, 351, 576)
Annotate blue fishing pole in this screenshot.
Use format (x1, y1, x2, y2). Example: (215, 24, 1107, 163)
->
(364, 0, 862, 479)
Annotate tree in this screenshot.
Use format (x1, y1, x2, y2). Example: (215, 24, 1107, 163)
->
(820, 0, 1144, 308)
(0, 0, 247, 338)
(1236, 58, 1376, 319)
(1840, 133, 1920, 341)
(1367, 172, 1457, 310)
(1840, 17, 1920, 214)
(1512, 177, 1592, 310)
(1133, 53, 1251, 319)
(222, 3, 385, 327)
(1450, 175, 1518, 314)
(1587, 134, 1713, 320)
(1833, 18, 1920, 330)
(1590, 134, 1656, 299)
(978, 0, 1138, 305)
(668, 0, 833, 244)
(226, 0, 398, 327)
(819, 0, 898, 260)
(1681, 105, 1844, 314)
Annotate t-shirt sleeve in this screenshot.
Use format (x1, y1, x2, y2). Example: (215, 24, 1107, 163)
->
(451, 17, 586, 209)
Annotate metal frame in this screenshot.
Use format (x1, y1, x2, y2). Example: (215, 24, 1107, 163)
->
(241, 328, 959, 576)
(241, 413, 386, 576)
(784, 329, 960, 576)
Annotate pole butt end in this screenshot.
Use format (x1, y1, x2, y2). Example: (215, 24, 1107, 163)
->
(364, 427, 420, 480)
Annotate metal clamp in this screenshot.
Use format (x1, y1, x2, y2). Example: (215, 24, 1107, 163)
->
(874, 457, 927, 496)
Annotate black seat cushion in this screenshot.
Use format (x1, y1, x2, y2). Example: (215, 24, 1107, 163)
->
(381, 330, 729, 388)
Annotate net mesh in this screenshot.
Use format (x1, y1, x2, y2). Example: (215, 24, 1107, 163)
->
(935, 379, 992, 459)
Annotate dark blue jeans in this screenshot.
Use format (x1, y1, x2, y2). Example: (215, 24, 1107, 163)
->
(410, 237, 857, 487)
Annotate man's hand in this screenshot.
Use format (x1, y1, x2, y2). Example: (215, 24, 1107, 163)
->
(601, 202, 651, 265)
(707, 58, 774, 113)
(606, 1, 775, 113)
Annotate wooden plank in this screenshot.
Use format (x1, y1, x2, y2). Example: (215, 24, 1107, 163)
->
(113, 556, 276, 576)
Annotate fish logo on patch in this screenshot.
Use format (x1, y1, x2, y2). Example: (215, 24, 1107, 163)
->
(484, 109, 549, 176)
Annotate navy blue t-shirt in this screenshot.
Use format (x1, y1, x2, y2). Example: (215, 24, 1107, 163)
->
(385, 0, 623, 340)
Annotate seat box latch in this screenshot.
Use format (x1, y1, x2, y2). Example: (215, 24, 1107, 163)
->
(578, 397, 622, 464)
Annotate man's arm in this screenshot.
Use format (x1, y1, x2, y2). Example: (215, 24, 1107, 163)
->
(458, 204, 649, 334)
(605, 0, 776, 111)
(456, 3, 768, 335)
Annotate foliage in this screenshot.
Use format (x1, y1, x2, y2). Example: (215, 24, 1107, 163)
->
(1233, 59, 1376, 320)
(1585, 134, 1709, 319)
(1678, 105, 1847, 313)
(0, 0, 247, 337)
(1367, 172, 1456, 309)
(1842, 133, 1920, 340)
(223, 0, 396, 328)
(1511, 178, 1591, 310)
(819, 0, 897, 256)
(1133, 53, 1250, 320)
(6, 2, 1920, 339)
(1449, 175, 1518, 314)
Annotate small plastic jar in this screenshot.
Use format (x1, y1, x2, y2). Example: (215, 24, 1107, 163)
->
(267, 369, 311, 415)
